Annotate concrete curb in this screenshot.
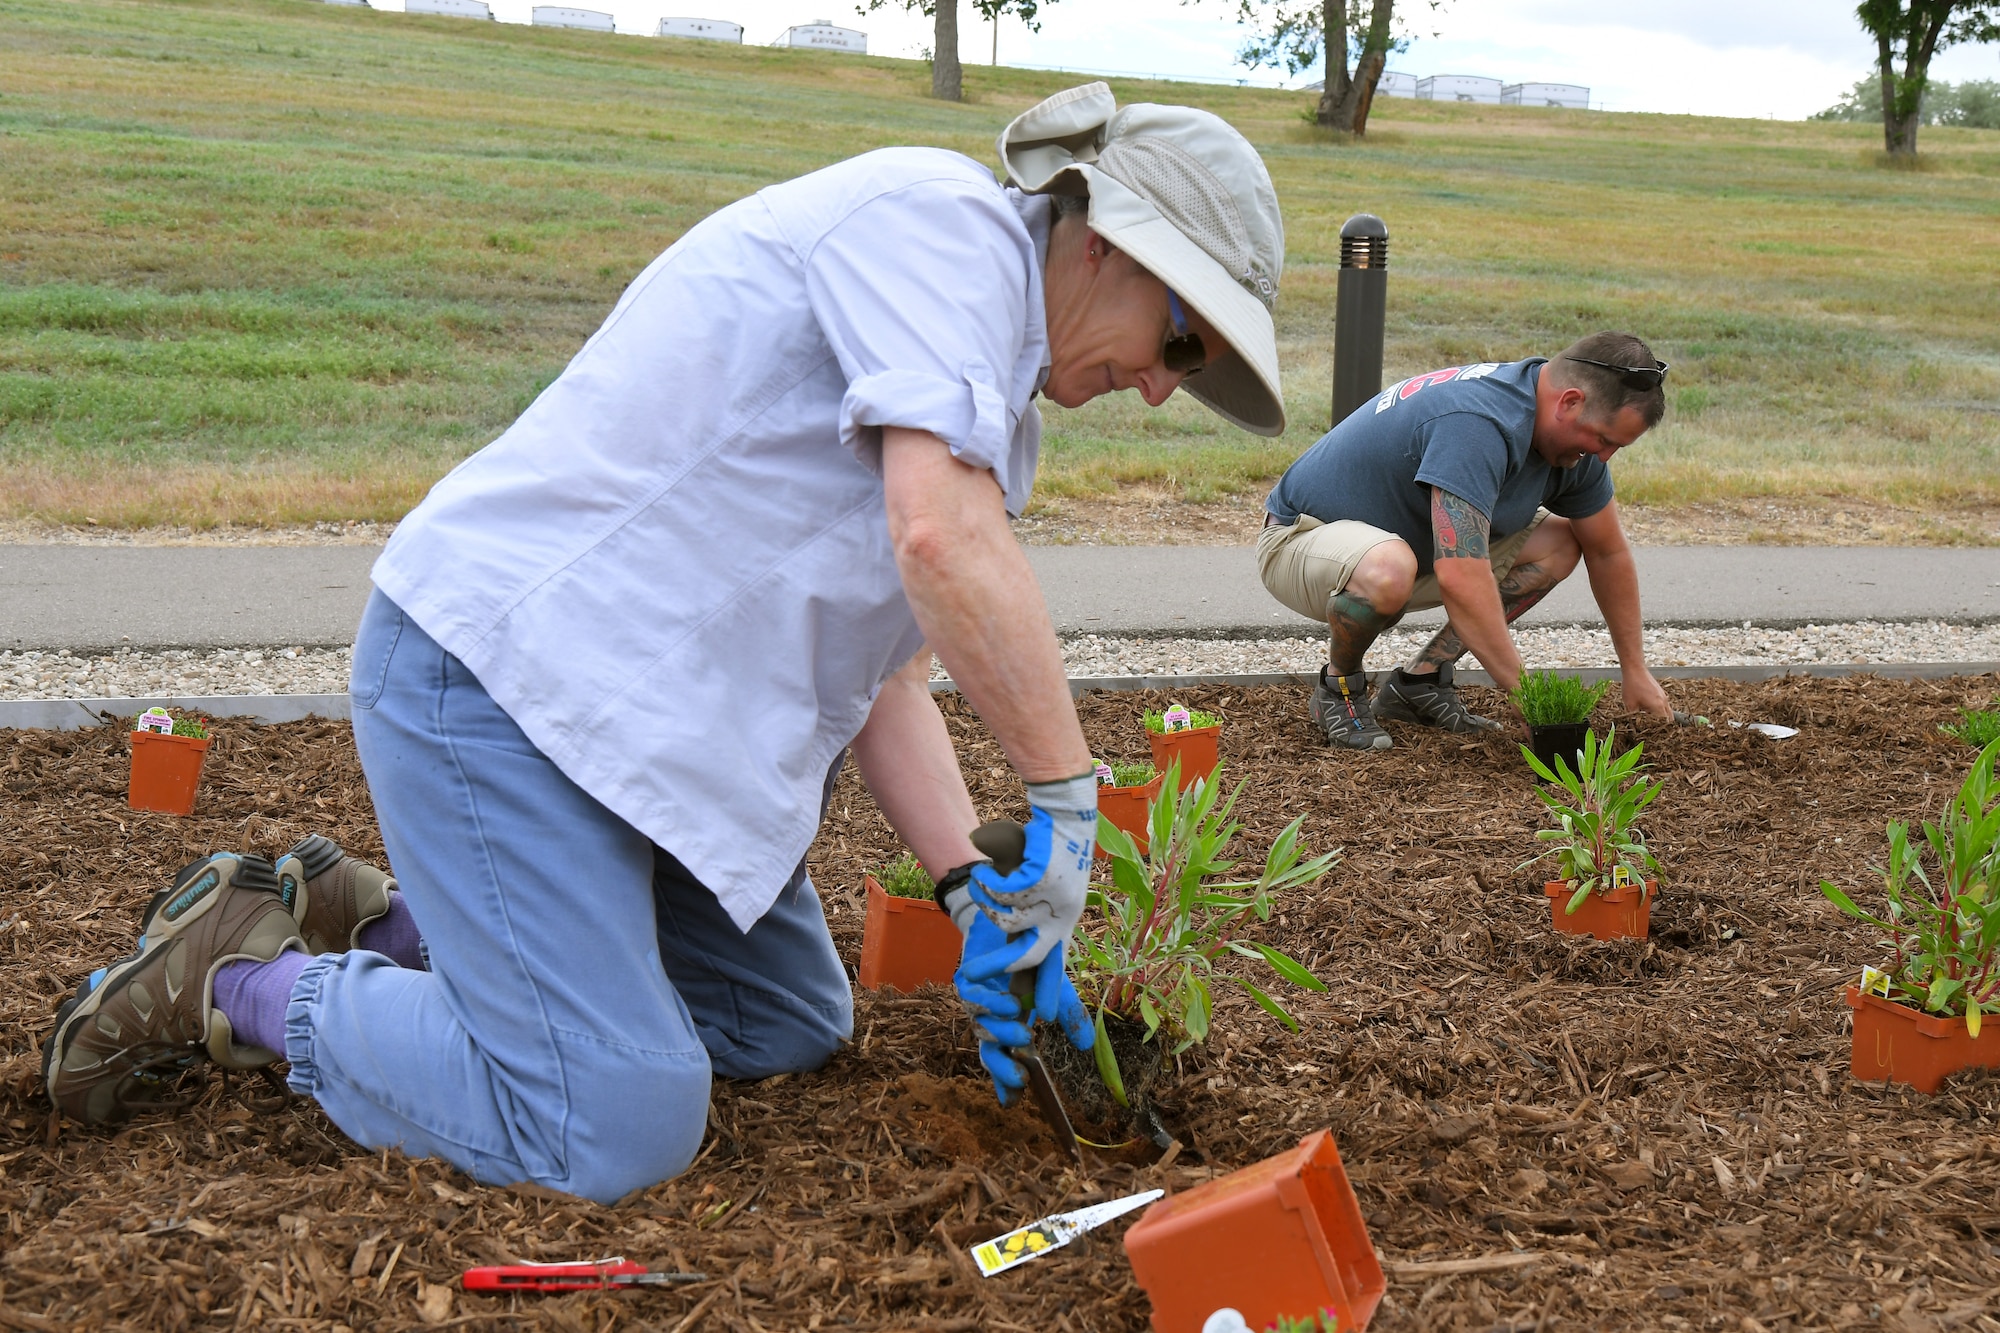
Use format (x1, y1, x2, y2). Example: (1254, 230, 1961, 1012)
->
(5, 661, 1996, 729)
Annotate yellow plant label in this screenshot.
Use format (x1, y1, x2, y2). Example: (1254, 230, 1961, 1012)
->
(1859, 966, 1891, 999)
(1610, 865, 1635, 889)
(971, 1222, 1060, 1277)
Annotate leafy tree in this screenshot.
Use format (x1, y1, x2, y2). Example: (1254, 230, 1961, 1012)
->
(1852, 1, 2000, 155)
(1814, 71, 2000, 128)
(1234, 0, 1445, 135)
(861, 0, 1049, 102)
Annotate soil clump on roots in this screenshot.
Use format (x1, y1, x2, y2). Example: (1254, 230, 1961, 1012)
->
(4, 674, 2000, 1329)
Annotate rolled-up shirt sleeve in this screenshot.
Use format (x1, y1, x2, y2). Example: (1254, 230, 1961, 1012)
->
(802, 180, 1040, 512)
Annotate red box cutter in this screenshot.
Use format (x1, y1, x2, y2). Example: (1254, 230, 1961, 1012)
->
(462, 1257, 705, 1292)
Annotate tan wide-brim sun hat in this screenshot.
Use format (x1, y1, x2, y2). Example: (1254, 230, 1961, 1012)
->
(998, 81, 1287, 437)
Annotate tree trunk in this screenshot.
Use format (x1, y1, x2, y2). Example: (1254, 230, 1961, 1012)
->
(1314, 0, 1349, 128)
(1319, 0, 1393, 136)
(932, 0, 962, 102)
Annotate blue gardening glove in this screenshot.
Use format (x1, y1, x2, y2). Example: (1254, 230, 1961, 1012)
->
(953, 905, 1095, 1104)
(948, 773, 1096, 970)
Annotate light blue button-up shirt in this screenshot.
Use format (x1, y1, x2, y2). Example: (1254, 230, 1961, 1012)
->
(373, 148, 1051, 930)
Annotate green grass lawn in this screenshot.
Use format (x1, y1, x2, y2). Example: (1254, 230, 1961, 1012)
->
(3, 0, 1998, 527)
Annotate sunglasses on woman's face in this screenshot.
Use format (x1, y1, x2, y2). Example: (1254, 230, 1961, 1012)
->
(1165, 289, 1207, 376)
(1564, 355, 1670, 389)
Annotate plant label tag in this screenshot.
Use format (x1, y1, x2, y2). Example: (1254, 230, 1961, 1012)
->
(1859, 965, 1891, 999)
(1163, 704, 1192, 733)
(969, 1189, 1163, 1278)
(1094, 761, 1115, 786)
(1610, 864, 1635, 889)
(135, 707, 174, 735)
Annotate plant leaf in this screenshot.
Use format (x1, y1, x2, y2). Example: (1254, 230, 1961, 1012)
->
(1253, 942, 1327, 991)
(1091, 1009, 1129, 1108)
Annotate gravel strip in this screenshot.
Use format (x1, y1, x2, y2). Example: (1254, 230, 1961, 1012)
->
(6, 620, 2000, 702)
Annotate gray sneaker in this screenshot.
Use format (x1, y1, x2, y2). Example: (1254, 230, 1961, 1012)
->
(1373, 663, 1503, 733)
(274, 834, 395, 954)
(43, 853, 305, 1125)
(1310, 668, 1393, 750)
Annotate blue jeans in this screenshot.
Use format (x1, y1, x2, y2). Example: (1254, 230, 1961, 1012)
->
(286, 590, 853, 1203)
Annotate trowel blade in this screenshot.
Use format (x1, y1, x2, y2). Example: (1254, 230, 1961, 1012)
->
(1018, 1050, 1082, 1163)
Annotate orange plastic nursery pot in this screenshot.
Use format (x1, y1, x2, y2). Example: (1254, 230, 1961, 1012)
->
(1147, 724, 1221, 784)
(1846, 985, 2000, 1094)
(1545, 879, 1654, 942)
(128, 730, 212, 816)
(856, 876, 962, 993)
(1096, 775, 1163, 858)
(1123, 1128, 1385, 1333)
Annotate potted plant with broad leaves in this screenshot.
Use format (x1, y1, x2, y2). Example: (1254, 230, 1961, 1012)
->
(857, 854, 961, 994)
(1095, 758, 1162, 857)
(1821, 737, 2000, 1093)
(1050, 760, 1338, 1137)
(1520, 727, 1661, 941)
(1510, 670, 1608, 776)
(128, 707, 213, 816)
(1145, 703, 1222, 783)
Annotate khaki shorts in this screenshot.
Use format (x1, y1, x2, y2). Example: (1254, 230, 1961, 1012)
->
(1257, 509, 1549, 623)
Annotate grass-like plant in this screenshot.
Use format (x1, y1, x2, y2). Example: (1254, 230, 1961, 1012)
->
(1074, 761, 1339, 1105)
(1519, 727, 1662, 915)
(172, 716, 210, 740)
(1820, 737, 2000, 1037)
(874, 853, 933, 901)
(1940, 705, 2000, 749)
(1510, 670, 1610, 727)
(1144, 705, 1221, 734)
(1270, 1314, 1340, 1333)
(1102, 760, 1158, 788)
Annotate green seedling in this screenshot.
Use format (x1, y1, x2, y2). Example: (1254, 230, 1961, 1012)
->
(1105, 760, 1159, 788)
(1075, 761, 1338, 1106)
(172, 716, 210, 739)
(1821, 737, 2000, 1038)
(1518, 727, 1662, 915)
(1270, 1313, 1341, 1333)
(1144, 706, 1221, 734)
(1510, 670, 1609, 727)
(1940, 705, 2000, 750)
(875, 853, 933, 901)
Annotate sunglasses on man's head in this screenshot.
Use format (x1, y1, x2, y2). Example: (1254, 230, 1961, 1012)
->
(1165, 289, 1207, 376)
(1564, 355, 1670, 389)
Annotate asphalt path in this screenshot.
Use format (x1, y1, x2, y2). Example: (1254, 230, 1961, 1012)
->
(4, 542, 1999, 651)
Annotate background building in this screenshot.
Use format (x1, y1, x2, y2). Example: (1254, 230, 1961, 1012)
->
(1503, 82, 1590, 109)
(1417, 74, 1504, 104)
(774, 22, 866, 53)
(532, 6, 614, 30)
(658, 16, 742, 41)
(403, 0, 494, 19)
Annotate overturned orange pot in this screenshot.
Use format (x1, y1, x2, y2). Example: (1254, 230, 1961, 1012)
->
(1147, 724, 1220, 784)
(1545, 878, 1654, 942)
(1123, 1128, 1384, 1333)
(1096, 774, 1163, 858)
(856, 876, 961, 993)
(1847, 985, 2000, 1094)
(129, 730, 212, 816)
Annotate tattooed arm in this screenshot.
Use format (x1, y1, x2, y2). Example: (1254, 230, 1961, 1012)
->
(1427, 487, 1525, 695)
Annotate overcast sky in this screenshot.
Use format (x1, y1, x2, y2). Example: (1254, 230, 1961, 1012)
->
(465, 0, 2000, 120)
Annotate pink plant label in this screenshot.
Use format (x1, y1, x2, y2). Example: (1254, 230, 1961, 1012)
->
(1095, 761, 1115, 786)
(134, 708, 175, 735)
(1163, 705, 1192, 733)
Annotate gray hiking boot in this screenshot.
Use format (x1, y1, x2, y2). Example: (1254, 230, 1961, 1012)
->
(1310, 668, 1393, 750)
(43, 853, 305, 1125)
(274, 834, 395, 954)
(1373, 663, 1503, 734)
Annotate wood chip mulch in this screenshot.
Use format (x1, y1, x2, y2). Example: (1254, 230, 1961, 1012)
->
(5, 674, 2000, 1332)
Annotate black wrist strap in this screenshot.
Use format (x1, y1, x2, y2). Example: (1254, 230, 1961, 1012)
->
(933, 861, 985, 913)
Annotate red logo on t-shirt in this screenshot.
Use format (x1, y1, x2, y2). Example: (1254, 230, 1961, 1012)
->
(1398, 367, 1465, 400)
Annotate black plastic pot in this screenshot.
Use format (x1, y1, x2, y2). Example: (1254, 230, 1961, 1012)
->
(1525, 722, 1593, 775)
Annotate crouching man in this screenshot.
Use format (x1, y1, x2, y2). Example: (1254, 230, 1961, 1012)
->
(1259, 332, 1675, 750)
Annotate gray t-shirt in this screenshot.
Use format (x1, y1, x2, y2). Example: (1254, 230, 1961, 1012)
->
(1266, 358, 1614, 576)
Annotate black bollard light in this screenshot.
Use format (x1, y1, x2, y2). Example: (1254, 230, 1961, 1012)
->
(1331, 213, 1389, 428)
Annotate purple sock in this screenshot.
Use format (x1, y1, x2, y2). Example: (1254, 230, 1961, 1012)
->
(213, 951, 312, 1056)
(355, 891, 426, 970)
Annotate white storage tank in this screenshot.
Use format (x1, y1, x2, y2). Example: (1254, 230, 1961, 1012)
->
(324, 0, 371, 7)
(533, 5, 614, 29)
(658, 16, 743, 41)
(1416, 75, 1503, 104)
(1377, 69, 1417, 98)
(1502, 82, 1590, 110)
(775, 21, 866, 53)
(404, 0, 494, 18)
